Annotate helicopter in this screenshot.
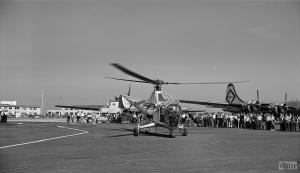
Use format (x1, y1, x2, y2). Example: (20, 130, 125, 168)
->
(107, 63, 249, 137)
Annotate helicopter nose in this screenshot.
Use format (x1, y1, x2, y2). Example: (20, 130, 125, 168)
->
(167, 104, 182, 127)
(167, 104, 182, 114)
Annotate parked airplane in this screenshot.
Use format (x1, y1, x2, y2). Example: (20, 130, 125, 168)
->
(107, 63, 248, 137)
(56, 85, 133, 112)
(284, 100, 300, 115)
(268, 93, 299, 115)
(180, 83, 297, 116)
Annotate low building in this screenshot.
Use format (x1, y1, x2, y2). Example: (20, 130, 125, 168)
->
(101, 99, 121, 115)
(47, 109, 62, 117)
(55, 98, 122, 117)
(0, 103, 41, 118)
(57, 108, 99, 117)
(0, 101, 17, 105)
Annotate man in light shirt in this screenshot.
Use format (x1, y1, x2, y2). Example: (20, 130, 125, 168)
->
(285, 114, 290, 131)
(266, 113, 271, 130)
(257, 114, 262, 130)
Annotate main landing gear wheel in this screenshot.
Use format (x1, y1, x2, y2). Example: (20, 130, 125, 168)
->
(182, 128, 187, 136)
(145, 128, 154, 134)
(133, 127, 139, 136)
(145, 129, 149, 134)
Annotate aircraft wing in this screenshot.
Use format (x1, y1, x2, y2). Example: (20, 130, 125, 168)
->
(179, 100, 243, 109)
(181, 107, 206, 113)
(55, 105, 104, 111)
(182, 110, 206, 113)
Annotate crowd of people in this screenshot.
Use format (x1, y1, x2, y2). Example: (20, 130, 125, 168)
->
(104, 111, 300, 132)
(63, 109, 300, 132)
(190, 112, 300, 132)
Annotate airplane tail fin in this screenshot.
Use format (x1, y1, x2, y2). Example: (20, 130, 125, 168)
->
(119, 95, 131, 109)
(225, 83, 244, 104)
(119, 85, 132, 109)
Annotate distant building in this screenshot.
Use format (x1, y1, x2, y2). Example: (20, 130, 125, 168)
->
(55, 98, 122, 117)
(60, 108, 99, 117)
(0, 101, 41, 118)
(47, 109, 62, 117)
(0, 101, 17, 105)
(101, 99, 121, 115)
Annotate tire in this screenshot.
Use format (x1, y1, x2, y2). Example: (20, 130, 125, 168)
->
(182, 128, 187, 136)
(133, 127, 139, 136)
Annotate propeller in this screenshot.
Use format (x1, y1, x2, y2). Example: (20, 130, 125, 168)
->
(283, 93, 296, 111)
(108, 63, 250, 91)
(257, 90, 260, 101)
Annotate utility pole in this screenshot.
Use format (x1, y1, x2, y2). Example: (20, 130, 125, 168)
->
(41, 89, 44, 116)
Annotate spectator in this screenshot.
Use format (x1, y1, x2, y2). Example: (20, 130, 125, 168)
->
(77, 111, 82, 123)
(239, 113, 245, 128)
(280, 113, 285, 131)
(297, 115, 300, 131)
(266, 113, 273, 130)
(0, 110, 4, 123)
(257, 114, 262, 130)
(71, 114, 74, 123)
(212, 113, 216, 128)
(270, 114, 275, 130)
(291, 114, 296, 131)
(285, 114, 290, 131)
(229, 113, 233, 128)
(66, 113, 70, 123)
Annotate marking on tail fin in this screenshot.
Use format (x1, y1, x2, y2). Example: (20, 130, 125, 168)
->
(226, 89, 236, 104)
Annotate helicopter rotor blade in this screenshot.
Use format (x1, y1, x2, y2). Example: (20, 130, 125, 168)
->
(111, 63, 157, 84)
(105, 77, 150, 84)
(110, 63, 251, 86)
(163, 81, 251, 85)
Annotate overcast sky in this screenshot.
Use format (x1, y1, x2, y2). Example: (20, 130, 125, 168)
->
(0, 0, 299, 109)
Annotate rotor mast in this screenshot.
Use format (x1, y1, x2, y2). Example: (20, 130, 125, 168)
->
(154, 80, 164, 91)
(154, 84, 161, 91)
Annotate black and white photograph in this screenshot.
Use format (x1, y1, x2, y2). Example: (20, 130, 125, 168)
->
(0, 0, 299, 172)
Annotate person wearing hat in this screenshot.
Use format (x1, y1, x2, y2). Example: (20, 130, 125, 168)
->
(0, 109, 2, 123)
(0, 110, 4, 124)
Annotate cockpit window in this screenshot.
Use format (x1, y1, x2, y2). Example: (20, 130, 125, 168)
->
(158, 93, 165, 102)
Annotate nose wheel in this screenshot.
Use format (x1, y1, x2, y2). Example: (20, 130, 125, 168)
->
(133, 127, 139, 136)
(181, 128, 187, 136)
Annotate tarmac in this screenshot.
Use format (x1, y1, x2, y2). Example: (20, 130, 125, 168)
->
(0, 121, 299, 173)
